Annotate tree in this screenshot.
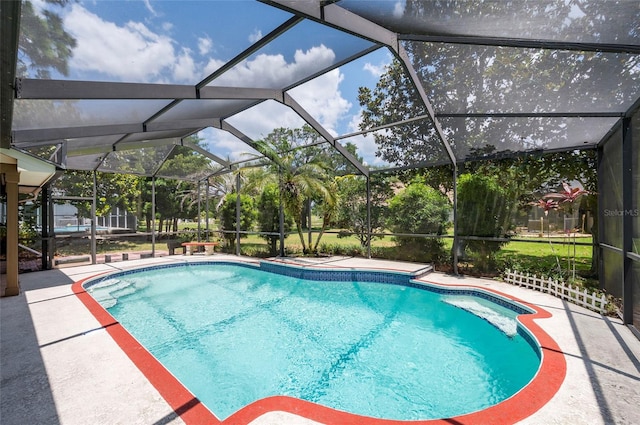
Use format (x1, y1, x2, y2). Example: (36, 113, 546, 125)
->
(456, 173, 517, 272)
(279, 160, 333, 254)
(359, 49, 600, 272)
(254, 126, 337, 254)
(205, 172, 240, 214)
(141, 178, 198, 234)
(463, 150, 597, 209)
(52, 170, 142, 221)
(387, 180, 451, 262)
(257, 183, 293, 255)
(464, 150, 599, 275)
(310, 178, 339, 253)
(358, 61, 446, 167)
(393, 0, 639, 162)
(219, 193, 256, 251)
(143, 136, 221, 233)
(239, 167, 273, 198)
(335, 174, 394, 248)
(18, 0, 76, 78)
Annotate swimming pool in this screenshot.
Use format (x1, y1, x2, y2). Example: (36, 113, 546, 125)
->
(75, 260, 566, 424)
(51, 225, 109, 233)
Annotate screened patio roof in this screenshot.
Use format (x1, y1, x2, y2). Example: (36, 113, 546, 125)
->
(2, 0, 639, 182)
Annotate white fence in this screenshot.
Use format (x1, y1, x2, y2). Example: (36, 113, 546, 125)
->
(504, 269, 609, 314)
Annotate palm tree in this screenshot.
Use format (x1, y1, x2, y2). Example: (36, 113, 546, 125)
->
(281, 162, 335, 254)
(239, 166, 273, 197)
(254, 127, 336, 254)
(206, 172, 241, 213)
(311, 178, 339, 253)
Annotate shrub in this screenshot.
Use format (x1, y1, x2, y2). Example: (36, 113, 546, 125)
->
(335, 174, 393, 248)
(219, 193, 257, 251)
(456, 173, 516, 272)
(386, 180, 451, 263)
(239, 245, 271, 258)
(317, 242, 365, 257)
(257, 183, 293, 255)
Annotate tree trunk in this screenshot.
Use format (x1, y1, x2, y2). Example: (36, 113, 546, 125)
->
(312, 215, 331, 253)
(295, 221, 307, 253)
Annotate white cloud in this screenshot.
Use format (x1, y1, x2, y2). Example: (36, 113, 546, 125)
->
(173, 48, 197, 82)
(213, 44, 336, 88)
(200, 57, 224, 77)
(29, 0, 48, 14)
(212, 46, 353, 150)
(248, 29, 263, 43)
(346, 112, 384, 166)
(293, 45, 334, 71)
(288, 69, 351, 136)
(363, 61, 387, 78)
(393, 1, 405, 18)
(198, 128, 260, 162)
(198, 36, 213, 55)
(143, 0, 157, 16)
(227, 100, 306, 142)
(64, 4, 176, 82)
(211, 53, 281, 87)
(62, 6, 361, 161)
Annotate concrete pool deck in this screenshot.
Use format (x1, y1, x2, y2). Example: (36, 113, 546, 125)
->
(1, 255, 639, 425)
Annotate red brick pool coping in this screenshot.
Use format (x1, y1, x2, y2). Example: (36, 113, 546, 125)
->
(72, 264, 566, 425)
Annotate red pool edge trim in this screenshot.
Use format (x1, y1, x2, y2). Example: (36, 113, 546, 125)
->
(72, 273, 567, 425)
(72, 274, 217, 424)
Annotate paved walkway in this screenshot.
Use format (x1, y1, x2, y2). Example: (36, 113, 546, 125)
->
(1, 255, 639, 425)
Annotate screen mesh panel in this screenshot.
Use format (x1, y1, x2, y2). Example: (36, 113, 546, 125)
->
(402, 42, 640, 115)
(340, 0, 640, 46)
(600, 128, 623, 249)
(441, 116, 618, 161)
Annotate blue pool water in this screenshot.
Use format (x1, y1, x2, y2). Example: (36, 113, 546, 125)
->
(85, 262, 540, 421)
(53, 225, 109, 233)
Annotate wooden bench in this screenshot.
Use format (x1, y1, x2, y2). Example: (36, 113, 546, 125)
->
(181, 242, 218, 256)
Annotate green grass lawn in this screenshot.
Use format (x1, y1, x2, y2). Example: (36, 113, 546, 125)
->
(230, 231, 593, 274)
(495, 238, 593, 277)
(48, 227, 595, 286)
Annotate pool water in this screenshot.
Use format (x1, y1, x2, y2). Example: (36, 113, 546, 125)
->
(52, 225, 109, 233)
(86, 263, 540, 421)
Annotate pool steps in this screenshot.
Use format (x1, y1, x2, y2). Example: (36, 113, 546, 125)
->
(442, 296, 519, 337)
(87, 278, 136, 308)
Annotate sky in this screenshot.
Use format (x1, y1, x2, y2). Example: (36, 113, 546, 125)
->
(30, 0, 395, 167)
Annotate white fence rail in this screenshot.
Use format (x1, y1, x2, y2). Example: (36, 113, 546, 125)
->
(504, 269, 609, 314)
